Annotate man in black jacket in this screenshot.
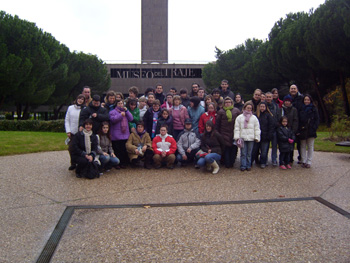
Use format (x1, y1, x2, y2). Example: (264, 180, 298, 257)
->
(79, 95, 109, 134)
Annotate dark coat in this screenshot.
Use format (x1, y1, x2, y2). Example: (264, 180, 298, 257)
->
(156, 115, 174, 135)
(219, 86, 235, 100)
(298, 104, 319, 138)
(266, 102, 281, 130)
(215, 107, 241, 147)
(277, 126, 295, 153)
(291, 92, 304, 112)
(155, 92, 165, 104)
(257, 111, 275, 142)
(282, 105, 299, 134)
(71, 131, 98, 159)
(200, 131, 225, 155)
(142, 107, 161, 136)
(79, 103, 109, 134)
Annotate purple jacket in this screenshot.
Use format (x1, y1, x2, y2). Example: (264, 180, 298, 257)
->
(109, 109, 133, 141)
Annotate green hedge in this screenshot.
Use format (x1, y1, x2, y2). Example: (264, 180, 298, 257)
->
(0, 120, 65, 132)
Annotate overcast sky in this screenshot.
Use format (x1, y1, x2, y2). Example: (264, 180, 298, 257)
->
(1, 0, 325, 63)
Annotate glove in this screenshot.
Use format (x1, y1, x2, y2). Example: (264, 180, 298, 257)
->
(288, 138, 294, 144)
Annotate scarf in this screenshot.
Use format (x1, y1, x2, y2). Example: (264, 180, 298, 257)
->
(115, 106, 128, 133)
(223, 105, 233, 122)
(137, 129, 146, 139)
(151, 110, 159, 138)
(243, 110, 253, 128)
(303, 103, 314, 113)
(165, 101, 173, 110)
(83, 129, 92, 154)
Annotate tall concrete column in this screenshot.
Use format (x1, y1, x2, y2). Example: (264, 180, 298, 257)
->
(141, 0, 168, 64)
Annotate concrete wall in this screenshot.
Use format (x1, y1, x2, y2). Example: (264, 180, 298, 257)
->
(141, 0, 168, 63)
(105, 63, 206, 94)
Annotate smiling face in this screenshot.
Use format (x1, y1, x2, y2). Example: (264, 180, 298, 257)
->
(245, 104, 253, 112)
(152, 103, 160, 111)
(289, 85, 298, 96)
(253, 91, 261, 101)
(108, 96, 116, 104)
(117, 100, 124, 108)
(259, 103, 266, 112)
(102, 125, 109, 134)
(77, 97, 85, 105)
(304, 96, 311, 105)
(208, 104, 215, 112)
(85, 123, 93, 132)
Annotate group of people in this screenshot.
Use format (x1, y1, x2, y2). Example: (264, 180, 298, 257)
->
(65, 81, 319, 179)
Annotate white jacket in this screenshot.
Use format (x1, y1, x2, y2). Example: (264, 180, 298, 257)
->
(65, 105, 82, 135)
(234, 113, 261, 142)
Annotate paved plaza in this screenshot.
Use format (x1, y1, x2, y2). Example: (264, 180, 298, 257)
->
(0, 150, 349, 262)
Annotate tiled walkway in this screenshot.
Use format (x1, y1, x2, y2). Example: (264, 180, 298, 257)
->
(0, 151, 349, 262)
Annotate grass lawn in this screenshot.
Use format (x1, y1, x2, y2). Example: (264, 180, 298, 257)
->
(0, 131, 349, 156)
(0, 131, 67, 156)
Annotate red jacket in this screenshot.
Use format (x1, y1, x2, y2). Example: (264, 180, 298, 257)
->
(198, 111, 217, 134)
(152, 134, 177, 155)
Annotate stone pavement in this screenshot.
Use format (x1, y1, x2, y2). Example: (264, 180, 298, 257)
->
(0, 150, 349, 262)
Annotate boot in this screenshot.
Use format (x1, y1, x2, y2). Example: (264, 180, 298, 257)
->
(206, 163, 212, 171)
(211, 161, 219, 174)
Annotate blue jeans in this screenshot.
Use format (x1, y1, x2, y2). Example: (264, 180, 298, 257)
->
(259, 141, 270, 165)
(197, 153, 221, 167)
(270, 132, 277, 164)
(240, 141, 254, 169)
(99, 154, 120, 169)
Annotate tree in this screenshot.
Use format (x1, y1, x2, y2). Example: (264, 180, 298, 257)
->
(306, 0, 350, 116)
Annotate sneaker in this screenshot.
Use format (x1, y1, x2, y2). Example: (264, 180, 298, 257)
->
(99, 172, 103, 176)
(260, 164, 266, 169)
(279, 165, 287, 170)
(272, 162, 278, 167)
(240, 168, 246, 172)
(194, 164, 200, 169)
(286, 164, 292, 169)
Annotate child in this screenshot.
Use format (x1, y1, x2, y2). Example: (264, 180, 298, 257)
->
(97, 122, 120, 171)
(126, 98, 140, 133)
(277, 116, 295, 169)
(156, 108, 173, 136)
(138, 97, 148, 119)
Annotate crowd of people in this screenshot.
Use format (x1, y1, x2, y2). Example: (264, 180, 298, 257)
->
(65, 81, 319, 179)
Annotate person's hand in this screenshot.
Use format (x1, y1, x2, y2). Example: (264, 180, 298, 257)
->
(111, 153, 116, 158)
(142, 146, 147, 152)
(254, 139, 259, 142)
(67, 132, 72, 138)
(91, 113, 97, 118)
(86, 155, 93, 162)
(208, 149, 212, 153)
(79, 126, 84, 132)
(186, 148, 191, 153)
(288, 138, 294, 144)
(103, 152, 109, 156)
(121, 112, 125, 117)
(161, 151, 166, 157)
(135, 149, 139, 155)
(182, 155, 187, 160)
(131, 127, 136, 133)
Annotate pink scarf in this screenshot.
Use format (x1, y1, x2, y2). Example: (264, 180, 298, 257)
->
(243, 110, 252, 128)
(115, 107, 128, 133)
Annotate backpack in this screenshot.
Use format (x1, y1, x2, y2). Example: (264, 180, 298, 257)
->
(81, 161, 100, 179)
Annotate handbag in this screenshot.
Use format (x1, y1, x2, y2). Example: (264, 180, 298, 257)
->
(81, 161, 100, 179)
(236, 138, 244, 149)
(195, 149, 208, 159)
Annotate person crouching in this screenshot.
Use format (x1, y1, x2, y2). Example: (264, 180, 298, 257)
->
(152, 124, 177, 169)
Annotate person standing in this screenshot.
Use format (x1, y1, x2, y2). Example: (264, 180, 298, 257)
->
(65, 94, 86, 170)
(266, 92, 281, 166)
(277, 116, 295, 170)
(187, 96, 205, 134)
(281, 95, 299, 165)
(234, 102, 261, 171)
(82, 86, 92, 107)
(109, 99, 134, 168)
(219, 79, 235, 100)
(155, 84, 165, 104)
(79, 95, 109, 134)
(169, 95, 189, 140)
(143, 99, 161, 139)
(271, 88, 283, 108)
(215, 97, 241, 168)
(297, 95, 319, 168)
(252, 102, 274, 168)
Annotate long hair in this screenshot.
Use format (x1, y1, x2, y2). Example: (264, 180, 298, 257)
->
(256, 102, 273, 117)
(204, 120, 215, 137)
(98, 121, 111, 140)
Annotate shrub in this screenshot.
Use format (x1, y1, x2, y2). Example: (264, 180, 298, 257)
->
(0, 120, 65, 132)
